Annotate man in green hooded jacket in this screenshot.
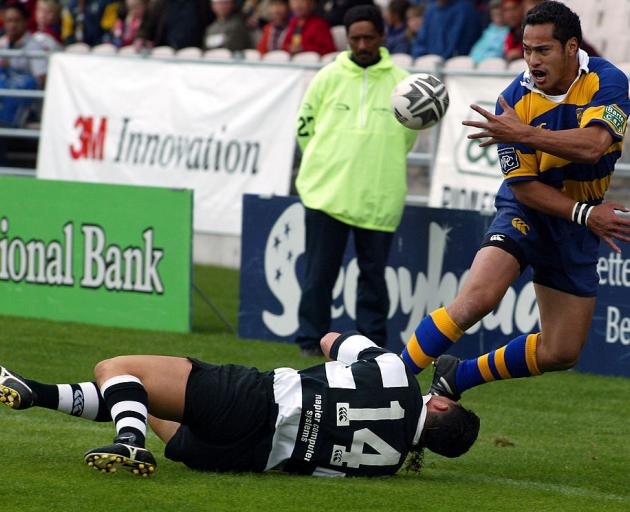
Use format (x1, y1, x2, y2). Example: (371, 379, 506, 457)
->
(295, 4, 417, 356)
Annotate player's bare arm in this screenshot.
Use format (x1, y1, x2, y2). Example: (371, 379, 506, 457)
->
(320, 331, 340, 360)
(511, 181, 630, 253)
(463, 96, 612, 164)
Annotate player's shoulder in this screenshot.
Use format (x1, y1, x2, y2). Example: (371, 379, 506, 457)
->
(587, 56, 628, 85)
(500, 73, 531, 107)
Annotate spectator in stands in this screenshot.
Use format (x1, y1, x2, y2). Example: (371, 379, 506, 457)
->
(205, 0, 252, 51)
(384, 0, 409, 55)
(243, 0, 271, 29)
(256, 0, 289, 54)
(411, 0, 481, 60)
(405, 4, 424, 51)
(293, 5, 417, 356)
(324, 0, 373, 28)
(61, 0, 119, 46)
(0, 2, 58, 85)
(282, 0, 335, 55)
(502, 0, 523, 61)
(111, 0, 147, 47)
(135, 0, 211, 50)
(469, 0, 507, 64)
(35, 0, 61, 42)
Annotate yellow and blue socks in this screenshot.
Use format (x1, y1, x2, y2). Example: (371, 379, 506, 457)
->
(455, 333, 542, 393)
(401, 307, 464, 374)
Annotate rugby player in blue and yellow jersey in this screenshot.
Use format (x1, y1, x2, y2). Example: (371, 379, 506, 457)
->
(400, 1, 630, 400)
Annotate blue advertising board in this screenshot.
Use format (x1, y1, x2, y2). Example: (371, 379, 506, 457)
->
(239, 194, 630, 377)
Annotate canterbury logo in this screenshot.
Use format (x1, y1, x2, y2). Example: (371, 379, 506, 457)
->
(72, 389, 85, 416)
(332, 449, 343, 463)
(512, 218, 530, 235)
(338, 406, 348, 423)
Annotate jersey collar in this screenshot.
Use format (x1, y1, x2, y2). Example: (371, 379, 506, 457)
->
(520, 48, 590, 102)
(412, 394, 431, 446)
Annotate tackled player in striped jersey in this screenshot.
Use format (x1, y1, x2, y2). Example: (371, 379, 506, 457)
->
(0, 331, 479, 477)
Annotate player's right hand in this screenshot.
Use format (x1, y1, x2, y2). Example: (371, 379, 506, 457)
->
(587, 203, 630, 253)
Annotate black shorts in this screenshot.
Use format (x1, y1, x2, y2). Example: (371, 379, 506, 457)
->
(164, 358, 277, 472)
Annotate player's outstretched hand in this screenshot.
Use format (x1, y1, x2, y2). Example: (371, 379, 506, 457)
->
(587, 203, 630, 253)
(463, 96, 529, 147)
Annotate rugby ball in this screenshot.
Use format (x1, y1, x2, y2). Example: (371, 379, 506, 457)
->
(391, 73, 449, 130)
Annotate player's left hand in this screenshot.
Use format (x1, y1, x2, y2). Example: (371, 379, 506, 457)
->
(463, 96, 529, 147)
(587, 203, 630, 253)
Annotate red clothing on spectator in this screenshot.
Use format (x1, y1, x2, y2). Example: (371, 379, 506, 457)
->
(281, 14, 335, 56)
(504, 27, 522, 58)
(257, 22, 288, 54)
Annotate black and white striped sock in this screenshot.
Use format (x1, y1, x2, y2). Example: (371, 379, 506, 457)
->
(100, 375, 148, 447)
(23, 379, 110, 421)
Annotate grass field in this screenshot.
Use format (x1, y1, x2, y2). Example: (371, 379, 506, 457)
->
(1, 265, 629, 512)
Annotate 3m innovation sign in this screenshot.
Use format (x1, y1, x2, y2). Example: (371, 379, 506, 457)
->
(0, 177, 192, 332)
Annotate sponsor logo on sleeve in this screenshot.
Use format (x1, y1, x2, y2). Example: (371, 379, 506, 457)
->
(603, 104, 627, 135)
(498, 147, 520, 175)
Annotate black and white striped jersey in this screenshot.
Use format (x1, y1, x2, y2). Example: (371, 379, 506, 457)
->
(265, 332, 428, 477)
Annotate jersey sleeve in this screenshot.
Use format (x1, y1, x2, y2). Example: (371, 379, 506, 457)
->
(296, 71, 324, 152)
(580, 64, 630, 142)
(329, 331, 389, 364)
(495, 80, 539, 185)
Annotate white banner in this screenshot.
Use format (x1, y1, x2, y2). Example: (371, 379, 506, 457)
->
(37, 53, 304, 235)
(429, 74, 516, 212)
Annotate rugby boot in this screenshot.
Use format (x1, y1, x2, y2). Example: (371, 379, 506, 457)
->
(429, 355, 461, 401)
(0, 365, 34, 410)
(84, 434, 157, 477)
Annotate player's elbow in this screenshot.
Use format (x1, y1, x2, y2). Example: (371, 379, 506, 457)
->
(580, 145, 606, 165)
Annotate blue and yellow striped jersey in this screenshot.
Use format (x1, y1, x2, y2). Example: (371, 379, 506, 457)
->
(495, 53, 630, 207)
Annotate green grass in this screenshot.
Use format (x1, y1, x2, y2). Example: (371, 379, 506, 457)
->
(1, 265, 629, 511)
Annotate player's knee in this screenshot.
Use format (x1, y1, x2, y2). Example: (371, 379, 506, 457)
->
(93, 356, 132, 384)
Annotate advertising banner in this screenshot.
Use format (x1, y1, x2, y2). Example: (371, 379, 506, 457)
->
(240, 195, 630, 377)
(37, 53, 303, 235)
(0, 177, 192, 332)
(429, 74, 515, 212)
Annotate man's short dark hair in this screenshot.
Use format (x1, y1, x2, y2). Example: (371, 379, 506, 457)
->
(344, 4, 385, 35)
(3, 1, 30, 19)
(524, 0, 582, 46)
(421, 402, 480, 458)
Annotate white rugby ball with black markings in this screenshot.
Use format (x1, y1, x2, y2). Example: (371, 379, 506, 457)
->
(391, 73, 449, 130)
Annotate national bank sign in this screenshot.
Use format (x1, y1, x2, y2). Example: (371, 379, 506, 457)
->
(0, 177, 192, 332)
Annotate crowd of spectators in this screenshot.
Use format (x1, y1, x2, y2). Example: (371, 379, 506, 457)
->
(0, 0, 604, 134)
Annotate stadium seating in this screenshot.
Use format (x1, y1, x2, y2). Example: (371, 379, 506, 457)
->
(151, 46, 175, 57)
(391, 53, 413, 68)
(118, 46, 140, 56)
(292, 51, 320, 64)
(204, 48, 232, 60)
(443, 56, 475, 70)
(477, 57, 507, 71)
(243, 49, 261, 61)
(65, 42, 90, 54)
(92, 43, 117, 55)
(331, 25, 347, 51)
(413, 54, 444, 71)
(177, 47, 203, 59)
(262, 50, 291, 62)
(320, 51, 339, 64)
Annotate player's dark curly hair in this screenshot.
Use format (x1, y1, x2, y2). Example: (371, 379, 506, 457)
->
(524, 0, 582, 46)
(420, 401, 480, 458)
(343, 4, 385, 35)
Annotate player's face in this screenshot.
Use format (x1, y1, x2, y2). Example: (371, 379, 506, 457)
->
(523, 23, 579, 96)
(348, 21, 384, 66)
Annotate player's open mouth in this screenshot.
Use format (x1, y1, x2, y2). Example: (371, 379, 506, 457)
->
(531, 70, 546, 84)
